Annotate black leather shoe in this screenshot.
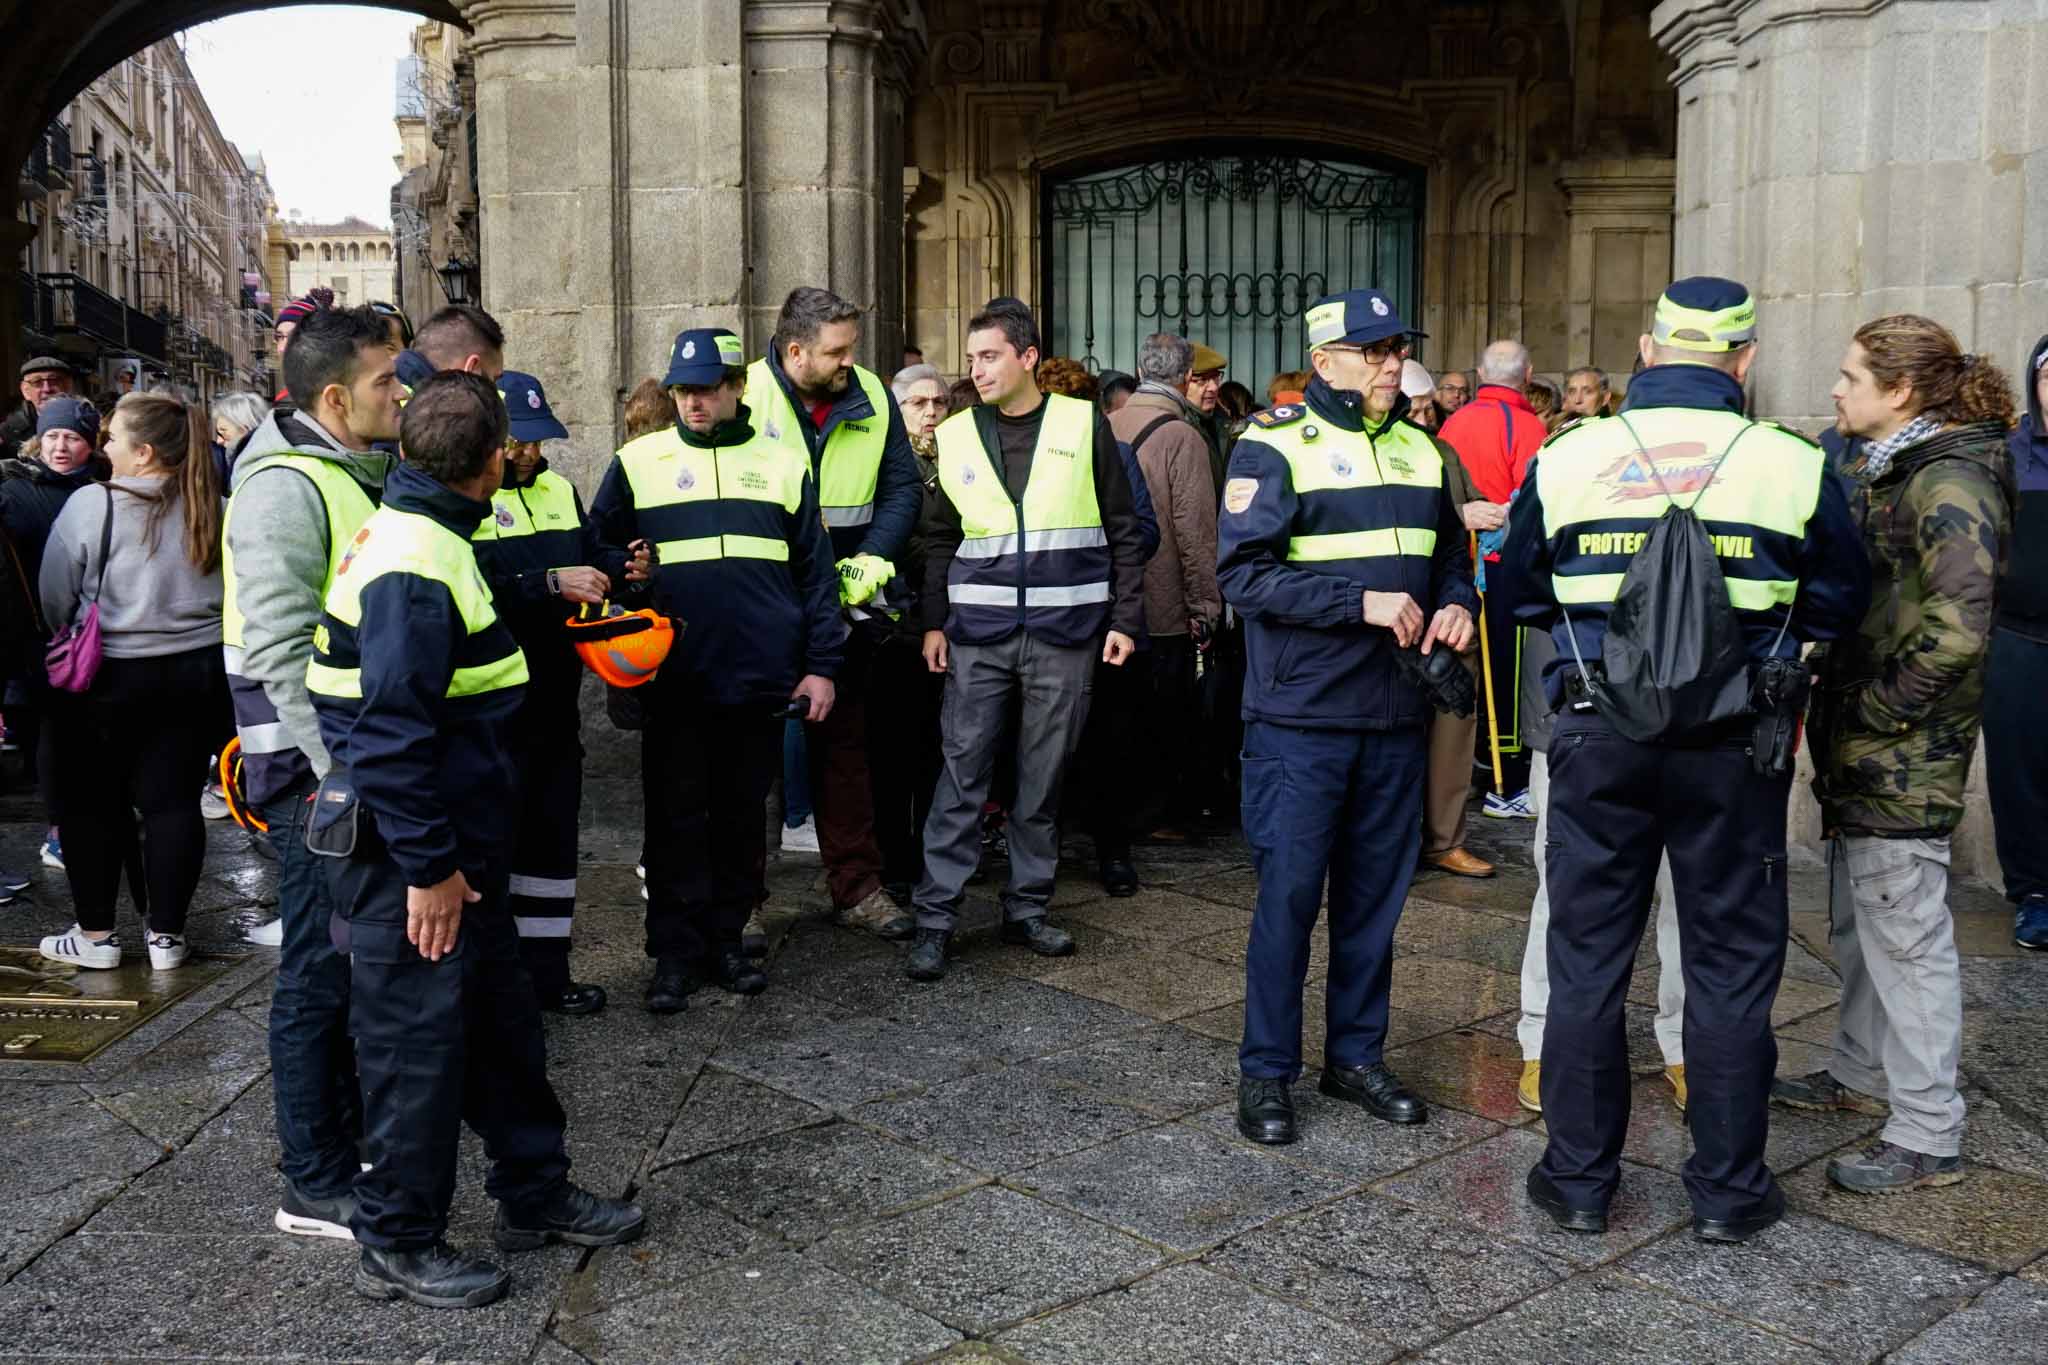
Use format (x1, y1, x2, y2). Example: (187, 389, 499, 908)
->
(1525, 1168, 1608, 1234)
(645, 957, 694, 1014)
(540, 982, 607, 1017)
(712, 950, 767, 996)
(1099, 858, 1139, 898)
(494, 1182, 646, 1252)
(1319, 1062, 1428, 1124)
(354, 1241, 509, 1309)
(1000, 916, 1076, 957)
(906, 927, 951, 982)
(1694, 1184, 1786, 1244)
(1236, 1076, 1298, 1145)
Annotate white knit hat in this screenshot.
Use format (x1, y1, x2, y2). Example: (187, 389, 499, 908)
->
(1400, 358, 1436, 399)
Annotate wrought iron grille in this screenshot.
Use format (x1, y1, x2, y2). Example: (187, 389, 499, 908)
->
(1045, 155, 1422, 383)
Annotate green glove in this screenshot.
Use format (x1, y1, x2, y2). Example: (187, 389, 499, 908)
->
(836, 554, 895, 607)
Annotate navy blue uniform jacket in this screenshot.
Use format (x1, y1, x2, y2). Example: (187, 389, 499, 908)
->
(1218, 376, 1478, 731)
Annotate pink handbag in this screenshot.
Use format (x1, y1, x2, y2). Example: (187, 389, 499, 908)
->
(44, 488, 114, 694)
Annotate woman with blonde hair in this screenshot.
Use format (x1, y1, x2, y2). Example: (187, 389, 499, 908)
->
(36, 392, 227, 970)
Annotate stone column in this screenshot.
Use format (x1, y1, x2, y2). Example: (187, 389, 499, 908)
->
(1556, 158, 1675, 380)
(1653, 0, 2048, 883)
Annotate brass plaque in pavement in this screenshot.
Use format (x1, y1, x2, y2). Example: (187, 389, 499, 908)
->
(0, 945, 240, 1063)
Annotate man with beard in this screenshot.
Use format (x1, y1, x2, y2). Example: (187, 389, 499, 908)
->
(744, 289, 922, 943)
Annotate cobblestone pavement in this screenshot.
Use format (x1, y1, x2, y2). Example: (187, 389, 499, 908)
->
(2, 789, 2046, 1364)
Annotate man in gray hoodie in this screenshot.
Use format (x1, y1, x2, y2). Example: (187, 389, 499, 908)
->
(224, 304, 403, 1242)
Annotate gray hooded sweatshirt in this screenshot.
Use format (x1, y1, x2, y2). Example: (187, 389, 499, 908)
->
(226, 408, 394, 778)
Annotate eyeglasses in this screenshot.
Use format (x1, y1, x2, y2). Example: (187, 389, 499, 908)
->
(1322, 337, 1412, 366)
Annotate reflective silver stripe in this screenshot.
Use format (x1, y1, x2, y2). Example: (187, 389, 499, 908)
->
(1029, 527, 1108, 551)
(949, 584, 1020, 606)
(223, 645, 247, 673)
(508, 874, 577, 899)
(236, 721, 291, 754)
(1025, 583, 1110, 606)
(956, 533, 1020, 560)
(512, 915, 574, 938)
(820, 503, 875, 528)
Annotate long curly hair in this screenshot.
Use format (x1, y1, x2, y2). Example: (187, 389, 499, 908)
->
(1854, 314, 2016, 428)
(1035, 356, 1098, 401)
(622, 377, 669, 442)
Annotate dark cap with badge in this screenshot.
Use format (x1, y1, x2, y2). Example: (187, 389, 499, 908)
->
(663, 328, 746, 388)
(498, 370, 568, 443)
(1651, 276, 1757, 353)
(1304, 289, 1424, 350)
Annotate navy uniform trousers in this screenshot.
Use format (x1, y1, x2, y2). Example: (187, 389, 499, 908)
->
(640, 683, 781, 971)
(506, 649, 585, 997)
(327, 853, 571, 1250)
(1239, 719, 1426, 1080)
(1535, 708, 1792, 1223)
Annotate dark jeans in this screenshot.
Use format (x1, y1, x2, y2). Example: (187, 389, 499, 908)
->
(1984, 626, 2048, 904)
(329, 854, 569, 1249)
(809, 629, 884, 908)
(1239, 721, 1425, 1080)
(869, 634, 943, 891)
(1535, 709, 1791, 1223)
(1075, 645, 1152, 860)
(642, 698, 780, 968)
(1147, 634, 1203, 829)
(48, 649, 224, 933)
(264, 774, 362, 1202)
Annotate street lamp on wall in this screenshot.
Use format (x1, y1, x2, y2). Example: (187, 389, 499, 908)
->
(435, 255, 478, 306)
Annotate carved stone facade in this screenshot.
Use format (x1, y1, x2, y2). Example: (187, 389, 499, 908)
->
(905, 0, 1677, 386)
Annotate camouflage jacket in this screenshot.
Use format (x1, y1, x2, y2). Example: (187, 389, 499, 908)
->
(1809, 420, 2013, 838)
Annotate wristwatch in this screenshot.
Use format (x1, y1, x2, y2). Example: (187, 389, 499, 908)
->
(546, 569, 562, 596)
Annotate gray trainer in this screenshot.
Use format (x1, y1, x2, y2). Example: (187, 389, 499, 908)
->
(1770, 1069, 1889, 1117)
(1826, 1141, 1965, 1194)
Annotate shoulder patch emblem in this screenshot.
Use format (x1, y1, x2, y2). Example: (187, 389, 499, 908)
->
(1223, 477, 1259, 514)
(1250, 405, 1304, 429)
(493, 504, 516, 527)
(1760, 419, 1823, 449)
(675, 467, 696, 492)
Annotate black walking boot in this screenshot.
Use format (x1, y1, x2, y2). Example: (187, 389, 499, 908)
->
(906, 927, 951, 982)
(999, 916, 1075, 956)
(1236, 1076, 1298, 1145)
(711, 949, 767, 996)
(1319, 1062, 1428, 1124)
(494, 1182, 646, 1251)
(645, 956, 694, 1014)
(540, 982, 608, 1016)
(354, 1241, 509, 1309)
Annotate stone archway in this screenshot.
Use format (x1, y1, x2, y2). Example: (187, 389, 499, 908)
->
(904, 0, 1678, 384)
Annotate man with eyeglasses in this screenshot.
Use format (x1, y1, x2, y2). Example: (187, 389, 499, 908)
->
(1218, 289, 1478, 1146)
(2, 358, 78, 447)
(1435, 369, 1473, 420)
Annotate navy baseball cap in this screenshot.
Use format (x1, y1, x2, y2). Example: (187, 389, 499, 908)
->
(1304, 289, 1424, 349)
(498, 370, 568, 442)
(1652, 276, 1757, 352)
(663, 328, 746, 388)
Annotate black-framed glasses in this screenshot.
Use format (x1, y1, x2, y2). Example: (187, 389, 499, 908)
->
(1322, 336, 1412, 366)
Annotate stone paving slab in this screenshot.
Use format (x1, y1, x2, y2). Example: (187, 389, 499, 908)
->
(1617, 1212, 1998, 1358)
(1024, 1022, 1243, 1118)
(813, 1184, 1171, 1335)
(997, 1262, 1395, 1365)
(1013, 1124, 1355, 1252)
(854, 1064, 1163, 1175)
(1889, 1275, 2048, 1363)
(1783, 1152, 2048, 1271)
(1206, 1192, 1573, 1350)
(1417, 1270, 1834, 1364)
(1184, 1088, 1502, 1182)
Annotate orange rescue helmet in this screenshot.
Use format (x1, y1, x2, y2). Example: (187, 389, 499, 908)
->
(565, 602, 677, 688)
(217, 737, 270, 834)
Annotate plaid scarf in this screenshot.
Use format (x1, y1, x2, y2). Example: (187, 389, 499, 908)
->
(1862, 412, 1944, 481)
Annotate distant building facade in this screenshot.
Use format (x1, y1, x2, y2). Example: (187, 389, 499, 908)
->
(282, 215, 396, 309)
(391, 19, 479, 328)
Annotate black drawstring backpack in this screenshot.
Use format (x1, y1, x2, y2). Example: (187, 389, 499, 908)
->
(1563, 414, 1771, 742)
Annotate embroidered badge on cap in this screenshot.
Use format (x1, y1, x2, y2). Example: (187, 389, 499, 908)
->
(1372, 297, 1389, 316)
(682, 340, 697, 359)
(1223, 477, 1258, 514)
(527, 390, 542, 409)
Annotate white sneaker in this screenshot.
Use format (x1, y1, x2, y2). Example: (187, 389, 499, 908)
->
(199, 783, 231, 821)
(40, 926, 120, 969)
(146, 932, 189, 970)
(1482, 789, 1536, 820)
(781, 816, 820, 853)
(639, 884, 648, 902)
(635, 862, 646, 880)
(241, 916, 283, 947)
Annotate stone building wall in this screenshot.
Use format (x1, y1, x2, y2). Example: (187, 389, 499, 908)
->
(1653, 0, 2048, 882)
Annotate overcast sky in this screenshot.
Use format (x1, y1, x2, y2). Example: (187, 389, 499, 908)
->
(179, 7, 420, 227)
